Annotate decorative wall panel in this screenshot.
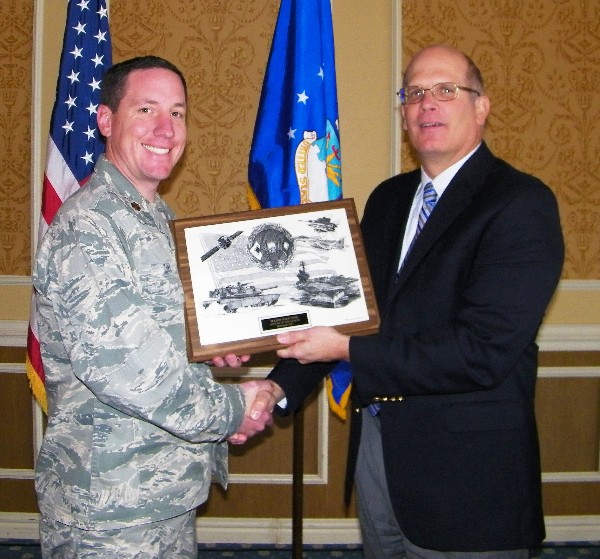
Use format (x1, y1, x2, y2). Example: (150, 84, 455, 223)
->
(0, 0, 33, 276)
(110, 0, 279, 218)
(401, 0, 600, 279)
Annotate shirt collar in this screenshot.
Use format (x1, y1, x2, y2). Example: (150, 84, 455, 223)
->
(421, 142, 481, 199)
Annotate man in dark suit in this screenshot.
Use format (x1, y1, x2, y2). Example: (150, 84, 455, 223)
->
(263, 45, 564, 558)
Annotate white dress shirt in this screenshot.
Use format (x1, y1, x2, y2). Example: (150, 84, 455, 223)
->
(397, 144, 481, 270)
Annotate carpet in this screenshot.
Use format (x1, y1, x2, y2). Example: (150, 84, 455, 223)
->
(1, 542, 599, 558)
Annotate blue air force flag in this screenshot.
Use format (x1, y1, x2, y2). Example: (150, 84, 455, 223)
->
(248, 0, 351, 420)
(248, 0, 342, 209)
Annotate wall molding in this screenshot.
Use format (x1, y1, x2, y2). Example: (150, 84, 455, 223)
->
(0, 321, 28, 347)
(2, 319, 599, 351)
(0, 276, 31, 286)
(1, 513, 599, 545)
(391, 0, 403, 176)
(0, 365, 331, 486)
(4, 367, 597, 483)
(0, 363, 25, 374)
(537, 324, 600, 352)
(538, 367, 600, 378)
(31, 0, 47, 258)
(226, 371, 329, 485)
(538, 366, 600, 483)
(0, 469, 35, 481)
(556, 280, 600, 290)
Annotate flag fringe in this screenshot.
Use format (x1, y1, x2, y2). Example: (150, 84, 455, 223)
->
(326, 376, 350, 421)
(247, 185, 262, 211)
(26, 357, 47, 414)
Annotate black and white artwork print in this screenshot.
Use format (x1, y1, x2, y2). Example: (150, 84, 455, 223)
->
(184, 207, 370, 346)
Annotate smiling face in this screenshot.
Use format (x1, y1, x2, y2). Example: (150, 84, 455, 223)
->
(97, 67, 187, 201)
(401, 46, 490, 178)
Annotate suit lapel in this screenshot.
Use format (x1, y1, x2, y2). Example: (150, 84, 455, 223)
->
(379, 177, 419, 296)
(392, 143, 495, 292)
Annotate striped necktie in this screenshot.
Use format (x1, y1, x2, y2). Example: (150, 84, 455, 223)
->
(368, 182, 438, 417)
(395, 181, 438, 276)
(407, 181, 438, 255)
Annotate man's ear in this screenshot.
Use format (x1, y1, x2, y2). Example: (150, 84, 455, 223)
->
(474, 94, 490, 126)
(97, 104, 112, 138)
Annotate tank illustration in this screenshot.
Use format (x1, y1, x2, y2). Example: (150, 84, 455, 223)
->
(293, 261, 360, 308)
(202, 282, 280, 313)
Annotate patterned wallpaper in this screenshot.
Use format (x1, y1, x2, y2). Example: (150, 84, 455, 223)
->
(401, 0, 600, 279)
(109, 0, 279, 219)
(0, 0, 598, 278)
(0, 0, 32, 276)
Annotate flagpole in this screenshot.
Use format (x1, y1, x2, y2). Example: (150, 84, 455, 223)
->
(247, 2, 345, 551)
(292, 407, 304, 557)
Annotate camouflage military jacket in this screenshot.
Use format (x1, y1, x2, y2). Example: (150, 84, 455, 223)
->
(33, 156, 246, 530)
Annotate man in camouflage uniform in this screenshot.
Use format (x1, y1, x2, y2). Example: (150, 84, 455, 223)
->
(33, 56, 275, 558)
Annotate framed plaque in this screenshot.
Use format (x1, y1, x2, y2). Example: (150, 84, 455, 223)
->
(170, 198, 380, 362)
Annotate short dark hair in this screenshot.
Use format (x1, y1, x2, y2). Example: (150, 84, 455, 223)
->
(100, 55, 187, 111)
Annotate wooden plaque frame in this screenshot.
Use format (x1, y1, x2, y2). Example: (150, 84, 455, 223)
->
(170, 199, 380, 362)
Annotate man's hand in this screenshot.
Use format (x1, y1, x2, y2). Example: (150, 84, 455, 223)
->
(228, 380, 277, 445)
(276, 326, 350, 364)
(207, 353, 251, 368)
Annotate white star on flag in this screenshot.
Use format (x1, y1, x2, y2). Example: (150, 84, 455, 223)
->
(67, 70, 80, 83)
(89, 77, 101, 91)
(65, 95, 77, 109)
(297, 90, 309, 104)
(81, 151, 94, 165)
(91, 54, 104, 67)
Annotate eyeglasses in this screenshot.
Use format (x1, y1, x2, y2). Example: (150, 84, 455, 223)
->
(397, 82, 481, 105)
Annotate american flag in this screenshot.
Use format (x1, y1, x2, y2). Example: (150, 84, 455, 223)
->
(26, 0, 112, 412)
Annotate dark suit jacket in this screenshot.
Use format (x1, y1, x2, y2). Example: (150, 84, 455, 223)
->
(268, 143, 564, 552)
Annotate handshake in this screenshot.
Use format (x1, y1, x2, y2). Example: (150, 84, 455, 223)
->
(212, 326, 350, 444)
(229, 379, 285, 445)
(210, 325, 350, 445)
(209, 354, 284, 445)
